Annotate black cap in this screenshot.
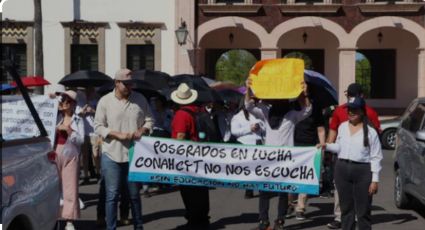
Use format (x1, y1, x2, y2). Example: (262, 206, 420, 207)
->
(347, 97, 365, 109)
(346, 83, 363, 97)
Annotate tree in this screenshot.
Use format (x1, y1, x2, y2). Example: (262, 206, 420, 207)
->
(34, 0, 44, 94)
(355, 56, 371, 98)
(215, 49, 257, 86)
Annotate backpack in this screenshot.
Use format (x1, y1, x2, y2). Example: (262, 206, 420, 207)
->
(181, 108, 222, 142)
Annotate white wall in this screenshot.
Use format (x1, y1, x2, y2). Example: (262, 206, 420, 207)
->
(2, 0, 177, 92)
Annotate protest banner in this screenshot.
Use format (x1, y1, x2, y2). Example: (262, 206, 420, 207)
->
(129, 137, 322, 195)
(249, 58, 304, 99)
(2, 95, 58, 142)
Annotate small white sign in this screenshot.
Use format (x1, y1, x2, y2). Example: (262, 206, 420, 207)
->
(2, 95, 58, 143)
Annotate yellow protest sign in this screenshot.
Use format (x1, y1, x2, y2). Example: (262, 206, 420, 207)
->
(249, 58, 305, 99)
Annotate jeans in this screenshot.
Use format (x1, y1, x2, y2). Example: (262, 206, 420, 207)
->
(259, 191, 288, 221)
(101, 154, 143, 230)
(97, 175, 130, 220)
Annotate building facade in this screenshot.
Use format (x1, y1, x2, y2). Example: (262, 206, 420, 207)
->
(176, 0, 425, 112)
(2, 0, 178, 92)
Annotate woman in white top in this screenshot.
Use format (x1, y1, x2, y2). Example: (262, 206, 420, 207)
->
(318, 97, 382, 230)
(231, 105, 265, 145)
(54, 90, 84, 230)
(231, 104, 265, 199)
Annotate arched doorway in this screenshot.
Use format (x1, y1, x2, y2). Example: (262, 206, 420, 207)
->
(215, 49, 258, 86)
(356, 27, 419, 108)
(276, 27, 340, 84)
(200, 27, 262, 79)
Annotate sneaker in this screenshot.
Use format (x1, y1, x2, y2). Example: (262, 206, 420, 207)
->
(120, 218, 131, 225)
(65, 221, 75, 230)
(295, 212, 306, 221)
(285, 206, 294, 218)
(252, 220, 270, 230)
(327, 220, 341, 229)
(273, 219, 285, 230)
(79, 198, 85, 210)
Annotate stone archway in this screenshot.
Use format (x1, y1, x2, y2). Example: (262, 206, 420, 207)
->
(271, 17, 344, 99)
(270, 17, 347, 48)
(197, 16, 270, 48)
(350, 17, 425, 108)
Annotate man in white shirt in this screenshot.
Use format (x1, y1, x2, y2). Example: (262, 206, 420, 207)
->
(95, 69, 154, 230)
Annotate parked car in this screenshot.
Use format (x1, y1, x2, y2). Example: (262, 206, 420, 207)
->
(1, 64, 60, 230)
(393, 97, 425, 209)
(380, 117, 401, 150)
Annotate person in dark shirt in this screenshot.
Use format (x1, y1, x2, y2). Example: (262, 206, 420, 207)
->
(170, 83, 210, 230)
(289, 102, 326, 220)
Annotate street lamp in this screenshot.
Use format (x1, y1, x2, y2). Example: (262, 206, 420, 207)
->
(302, 32, 308, 44)
(377, 31, 383, 43)
(175, 21, 188, 46)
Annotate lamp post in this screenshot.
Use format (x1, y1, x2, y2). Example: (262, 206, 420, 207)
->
(175, 21, 189, 46)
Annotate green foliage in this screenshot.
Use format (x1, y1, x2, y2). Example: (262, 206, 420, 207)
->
(355, 55, 371, 98)
(215, 49, 257, 86)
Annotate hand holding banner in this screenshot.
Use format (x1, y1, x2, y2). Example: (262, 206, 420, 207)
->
(129, 137, 322, 194)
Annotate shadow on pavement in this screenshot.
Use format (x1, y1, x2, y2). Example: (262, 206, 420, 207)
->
(306, 202, 334, 216)
(143, 208, 186, 224)
(210, 213, 258, 229)
(372, 213, 418, 225)
(56, 220, 97, 230)
(79, 192, 100, 209)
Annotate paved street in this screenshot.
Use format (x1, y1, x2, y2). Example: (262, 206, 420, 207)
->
(69, 149, 425, 230)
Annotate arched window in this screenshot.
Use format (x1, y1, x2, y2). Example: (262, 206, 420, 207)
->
(215, 49, 257, 86)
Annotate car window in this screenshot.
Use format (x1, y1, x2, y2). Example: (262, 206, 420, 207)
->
(405, 103, 425, 133)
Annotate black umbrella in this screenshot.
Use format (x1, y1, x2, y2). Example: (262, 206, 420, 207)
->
(97, 80, 161, 99)
(216, 89, 243, 105)
(304, 70, 338, 109)
(170, 74, 210, 90)
(59, 70, 113, 87)
(132, 69, 171, 91)
(169, 74, 221, 103)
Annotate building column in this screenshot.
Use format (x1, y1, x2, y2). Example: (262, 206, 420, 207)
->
(260, 48, 279, 60)
(338, 48, 356, 103)
(418, 48, 425, 97)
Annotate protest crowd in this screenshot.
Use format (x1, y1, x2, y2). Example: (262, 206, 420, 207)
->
(3, 59, 383, 230)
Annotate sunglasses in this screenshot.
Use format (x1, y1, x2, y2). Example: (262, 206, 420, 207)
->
(59, 94, 73, 104)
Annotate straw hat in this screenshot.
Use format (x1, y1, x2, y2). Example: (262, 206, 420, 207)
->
(171, 83, 198, 105)
(63, 90, 77, 102)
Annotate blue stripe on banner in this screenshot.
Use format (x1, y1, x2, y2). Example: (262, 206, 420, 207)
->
(129, 172, 319, 195)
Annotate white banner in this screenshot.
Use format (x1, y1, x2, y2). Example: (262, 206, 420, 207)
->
(129, 137, 322, 194)
(2, 95, 58, 142)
